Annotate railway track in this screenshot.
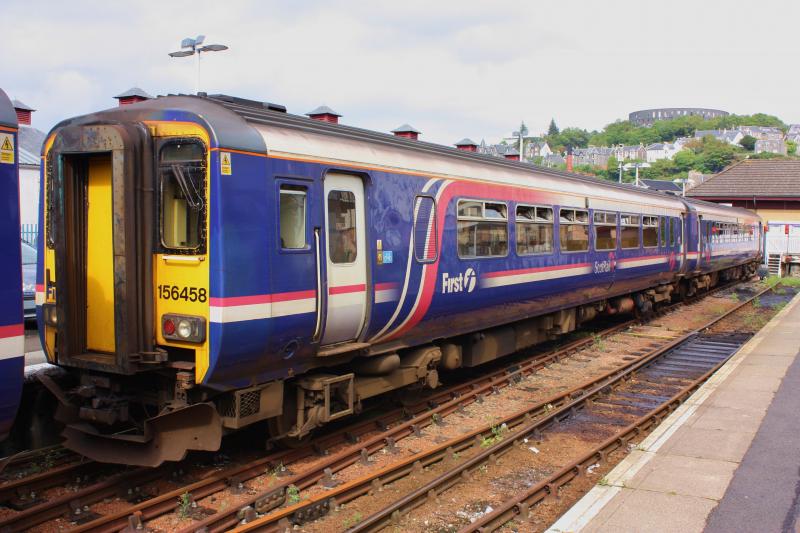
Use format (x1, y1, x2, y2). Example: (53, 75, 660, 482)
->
(225, 283, 775, 533)
(0, 280, 754, 532)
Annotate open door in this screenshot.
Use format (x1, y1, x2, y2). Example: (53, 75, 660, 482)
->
(322, 173, 367, 345)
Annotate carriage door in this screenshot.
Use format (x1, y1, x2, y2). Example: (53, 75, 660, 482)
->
(697, 216, 704, 270)
(322, 173, 368, 345)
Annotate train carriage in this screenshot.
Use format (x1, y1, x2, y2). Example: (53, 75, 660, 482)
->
(0, 88, 25, 442)
(36, 94, 762, 465)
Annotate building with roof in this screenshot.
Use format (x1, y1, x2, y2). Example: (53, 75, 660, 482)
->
(629, 107, 729, 126)
(694, 129, 743, 146)
(11, 100, 46, 234)
(645, 142, 679, 163)
(754, 138, 787, 155)
(573, 146, 613, 168)
(640, 179, 683, 194)
(737, 125, 783, 141)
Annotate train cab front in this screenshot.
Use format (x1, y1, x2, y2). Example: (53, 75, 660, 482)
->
(39, 118, 220, 466)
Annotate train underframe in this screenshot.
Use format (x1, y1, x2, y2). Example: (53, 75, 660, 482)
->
(39, 261, 759, 466)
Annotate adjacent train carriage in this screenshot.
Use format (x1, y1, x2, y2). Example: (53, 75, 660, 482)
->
(37, 94, 762, 465)
(0, 88, 24, 441)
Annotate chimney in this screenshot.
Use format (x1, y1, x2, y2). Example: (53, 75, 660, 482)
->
(504, 147, 520, 161)
(566, 145, 574, 172)
(306, 105, 341, 124)
(11, 99, 34, 126)
(391, 124, 421, 140)
(455, 138, 478, 152)
(113, 87, 153, 106)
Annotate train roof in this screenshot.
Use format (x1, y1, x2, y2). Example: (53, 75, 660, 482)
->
(0, 89, 17, 129)
(199, 95, 692, 214)
(682, 196, 760, 223)
(46, 93, 760, 222)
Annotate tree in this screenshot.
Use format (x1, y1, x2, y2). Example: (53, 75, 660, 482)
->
(788, 140, 797, 156)
(548, 119, 559, 136)
(739, 135, 756, 151)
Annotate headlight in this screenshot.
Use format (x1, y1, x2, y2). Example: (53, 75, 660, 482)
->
(161, 314, 205, 343)
(22, 283, 35, 294)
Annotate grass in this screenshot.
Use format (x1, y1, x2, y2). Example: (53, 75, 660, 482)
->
(177, 492, 192, 518)
(287, 484, 301, 505)
(342, 512, 363, 529)
(480, 424, 507, 448)
(592, 333, 607, 352)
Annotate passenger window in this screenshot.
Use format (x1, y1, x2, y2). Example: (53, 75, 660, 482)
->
(669, 219, 678, 247)
(673, 219, 681, 246)
(280, 185, 307, 249)
(517, 205, 554, 255)
(643, 216, 658, 247)
(457, 200, 508, 258)
(559, 208, 589, 252)
(593, 211, 617, 251)
(621, 214, 641, 249)
(660, 217, 667, 247)
(328, 190, 357, 263)
(413, 196, 437, 262)
(159, 141, 206, 251)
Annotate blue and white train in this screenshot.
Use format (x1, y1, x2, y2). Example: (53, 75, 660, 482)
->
(0, 88, 24, 443)
(37, 94, 761, 465)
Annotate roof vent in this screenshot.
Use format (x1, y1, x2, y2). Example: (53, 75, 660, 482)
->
(306, 105, 341, 124)
(11, 99, 34, 125)
(455, 138, 478, 152)
(114, 87, 153, 106)
(392, 124, 421, 140)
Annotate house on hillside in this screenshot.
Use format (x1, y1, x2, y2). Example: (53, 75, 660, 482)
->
(613, 144, 646, 161)
(573, 147, 613, 169)
(694, 129, 743, 146)
(788, 124, 800, 137)
(737, 126, 783, 141)
(755, 139, 787, 155)
(645, 142, 679, 163)
(528, 141, 552, 159)
(542, 154, 565, 167)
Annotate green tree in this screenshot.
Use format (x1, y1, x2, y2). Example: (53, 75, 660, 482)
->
(788, 140, 797, 156)
(739, 135, 756, 151)
(548, 119, 559, 136)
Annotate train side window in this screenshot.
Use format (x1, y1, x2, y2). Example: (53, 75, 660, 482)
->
(621, 214, 641, 249)
(413, 196, 438, 263)
(643, 216, 658, 248)
(660, 217, 667, 247)
(593, 211, 617, 251)
(517, 204, 554, 255)
(559, 208, 589, 252)
(279, 185, 307, 249)
(670, 218, 678, 246)
(457, 199, 508, 258)
(159, 141, 206, 252)
(328, 190, 358, 263)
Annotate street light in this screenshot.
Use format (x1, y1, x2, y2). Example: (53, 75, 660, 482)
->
(169, 35, 229, 94)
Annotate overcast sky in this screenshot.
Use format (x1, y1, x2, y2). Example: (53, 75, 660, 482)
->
(5, 0, 800, 145)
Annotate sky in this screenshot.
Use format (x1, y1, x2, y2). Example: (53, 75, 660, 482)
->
(5, 0, 800, 145)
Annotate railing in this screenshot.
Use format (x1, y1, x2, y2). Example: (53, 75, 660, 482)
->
(20, 223, 38, 246)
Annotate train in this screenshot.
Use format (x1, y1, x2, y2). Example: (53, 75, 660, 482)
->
(35, 94, 762, 466)
(0, 88, 25, 443)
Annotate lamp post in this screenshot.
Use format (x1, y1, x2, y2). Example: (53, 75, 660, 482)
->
(169, 35, 229, 94)
(512, 121, 528, 162)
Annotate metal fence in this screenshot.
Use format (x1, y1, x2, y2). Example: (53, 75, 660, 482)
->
(20, 223, 38, 246)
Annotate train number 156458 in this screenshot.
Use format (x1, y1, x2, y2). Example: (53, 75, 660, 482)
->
(157, 284, 207, 303)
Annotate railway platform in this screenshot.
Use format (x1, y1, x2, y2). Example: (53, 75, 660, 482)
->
(548, 289, 800, 533)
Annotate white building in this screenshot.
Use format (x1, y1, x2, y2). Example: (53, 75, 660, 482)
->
(12, 100, 45, 239)
(645, 142, 680, 163)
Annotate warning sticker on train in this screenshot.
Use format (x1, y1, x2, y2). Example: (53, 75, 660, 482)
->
(0, 134, 13, 164)
(220, 151, 232, 175)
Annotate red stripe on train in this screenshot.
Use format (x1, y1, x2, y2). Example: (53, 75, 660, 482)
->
(0, 324, 24, 339)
